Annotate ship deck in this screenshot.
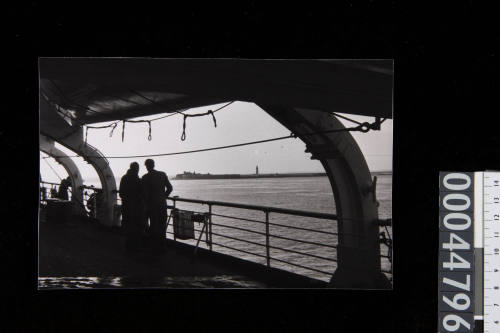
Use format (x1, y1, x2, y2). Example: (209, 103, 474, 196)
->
(38, 214, 328, 288)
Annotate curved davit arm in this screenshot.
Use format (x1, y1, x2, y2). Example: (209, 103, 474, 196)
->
(40, 97, 118, 226)
(259, 105, 391, 289)
(40, 135, 84, 215)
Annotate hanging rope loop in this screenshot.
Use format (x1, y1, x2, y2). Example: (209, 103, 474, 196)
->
(109, 123, 118, 137)
(180, 109, 218, 141)
(80, 101, 234, 143)
(121, 120, 126, 142)
(208, 110, 217, 127)
(147, 121, 152, 141)
(45, 117, 384, 160)
(181, 114, 188, 141)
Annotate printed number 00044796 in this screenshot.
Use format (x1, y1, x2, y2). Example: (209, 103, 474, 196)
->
(440, 173, 473, 332)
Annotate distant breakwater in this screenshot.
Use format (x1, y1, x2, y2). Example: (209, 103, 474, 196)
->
(173, 171, 392, 180)
(174, 172, 327, 180)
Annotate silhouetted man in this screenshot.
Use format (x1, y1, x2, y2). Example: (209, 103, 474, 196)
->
(57, 177, 71, 200)
(119, 162, 144, 253)
(142, 159, 173, 253)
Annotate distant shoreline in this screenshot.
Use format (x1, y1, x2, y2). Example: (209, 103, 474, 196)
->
(173, 171, 392, 180)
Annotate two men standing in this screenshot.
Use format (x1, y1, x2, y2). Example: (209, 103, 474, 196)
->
(119, 159, 173, 254)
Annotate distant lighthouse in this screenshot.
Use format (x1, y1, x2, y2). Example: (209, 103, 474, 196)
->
(256, 165, 259, 176)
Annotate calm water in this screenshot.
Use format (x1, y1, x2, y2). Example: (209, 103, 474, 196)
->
(170, 175, 392, 281)
(75, 174, 392, 284)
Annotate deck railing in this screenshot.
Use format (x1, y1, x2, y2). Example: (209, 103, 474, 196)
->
(167, 197, 338, 276)
(38, 181, 392, 282)
(166, 197, 392, 281)
(39, 181, 103, 218)
(39, 180, 67, 203)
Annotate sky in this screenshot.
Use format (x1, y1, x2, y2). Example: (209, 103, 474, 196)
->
(39, 101, 392, 184)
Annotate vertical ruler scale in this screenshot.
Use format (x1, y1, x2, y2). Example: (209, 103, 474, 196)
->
(439, 172, 475, 332)
(483, 171, 500, 332)
(474, 172, 483, 325)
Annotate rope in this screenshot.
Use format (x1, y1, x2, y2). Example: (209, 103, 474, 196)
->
(181, 116, 187, 141)
(331, 113, 390, 130)
(109, 122, 118, 137)
(48, 86, 234, 143)
(148, 100, 232, 122)
(42, 156, 63, 181)
(181, 108, 219, 141)
(51, 134, 294, 159)
(82, 122, 120, 143)
(331, 112, 363, 125)
(86, 122, 120, 129)
(82, 101, 233, 142)
(121, 120, 125, 142)
(42, 121, 375, 160)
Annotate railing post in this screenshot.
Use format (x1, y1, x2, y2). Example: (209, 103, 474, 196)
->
(265, 210, 270, 267)
(204, 214, 209, 247)
(92, 192, 97, 219)
(208, 204, 213, 251)
(172, 198, 177, 241)
(194, 222, 206, 255)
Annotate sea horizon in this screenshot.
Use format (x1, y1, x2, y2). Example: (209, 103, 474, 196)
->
(40, 171, 392, 186)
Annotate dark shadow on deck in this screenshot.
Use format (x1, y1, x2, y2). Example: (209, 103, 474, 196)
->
(38, 215, 328, 288)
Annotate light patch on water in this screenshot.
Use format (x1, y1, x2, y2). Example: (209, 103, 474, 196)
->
(38, 275, 269, 289)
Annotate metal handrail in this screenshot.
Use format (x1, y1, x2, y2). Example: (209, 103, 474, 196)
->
(39, 181, 62, 202)
(268, 233, 338, 249)
(268, 244, 337, 262)
(270, 256, 333, 275)
(168, 197, 391, 276)
(210, 241, 269, 259)
(268, 221, 338, 236)
(210, 231, 267, 248)
(80, 184, 102, 190)
(167, 196, 341, 280)
(168, 197, 339, 220)
(210, 222, 268, 236)
(211, 212, 267, 225)
(166, 196, 391, 279)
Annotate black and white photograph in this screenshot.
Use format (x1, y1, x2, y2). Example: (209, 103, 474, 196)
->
(38, 58, 393, 289)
